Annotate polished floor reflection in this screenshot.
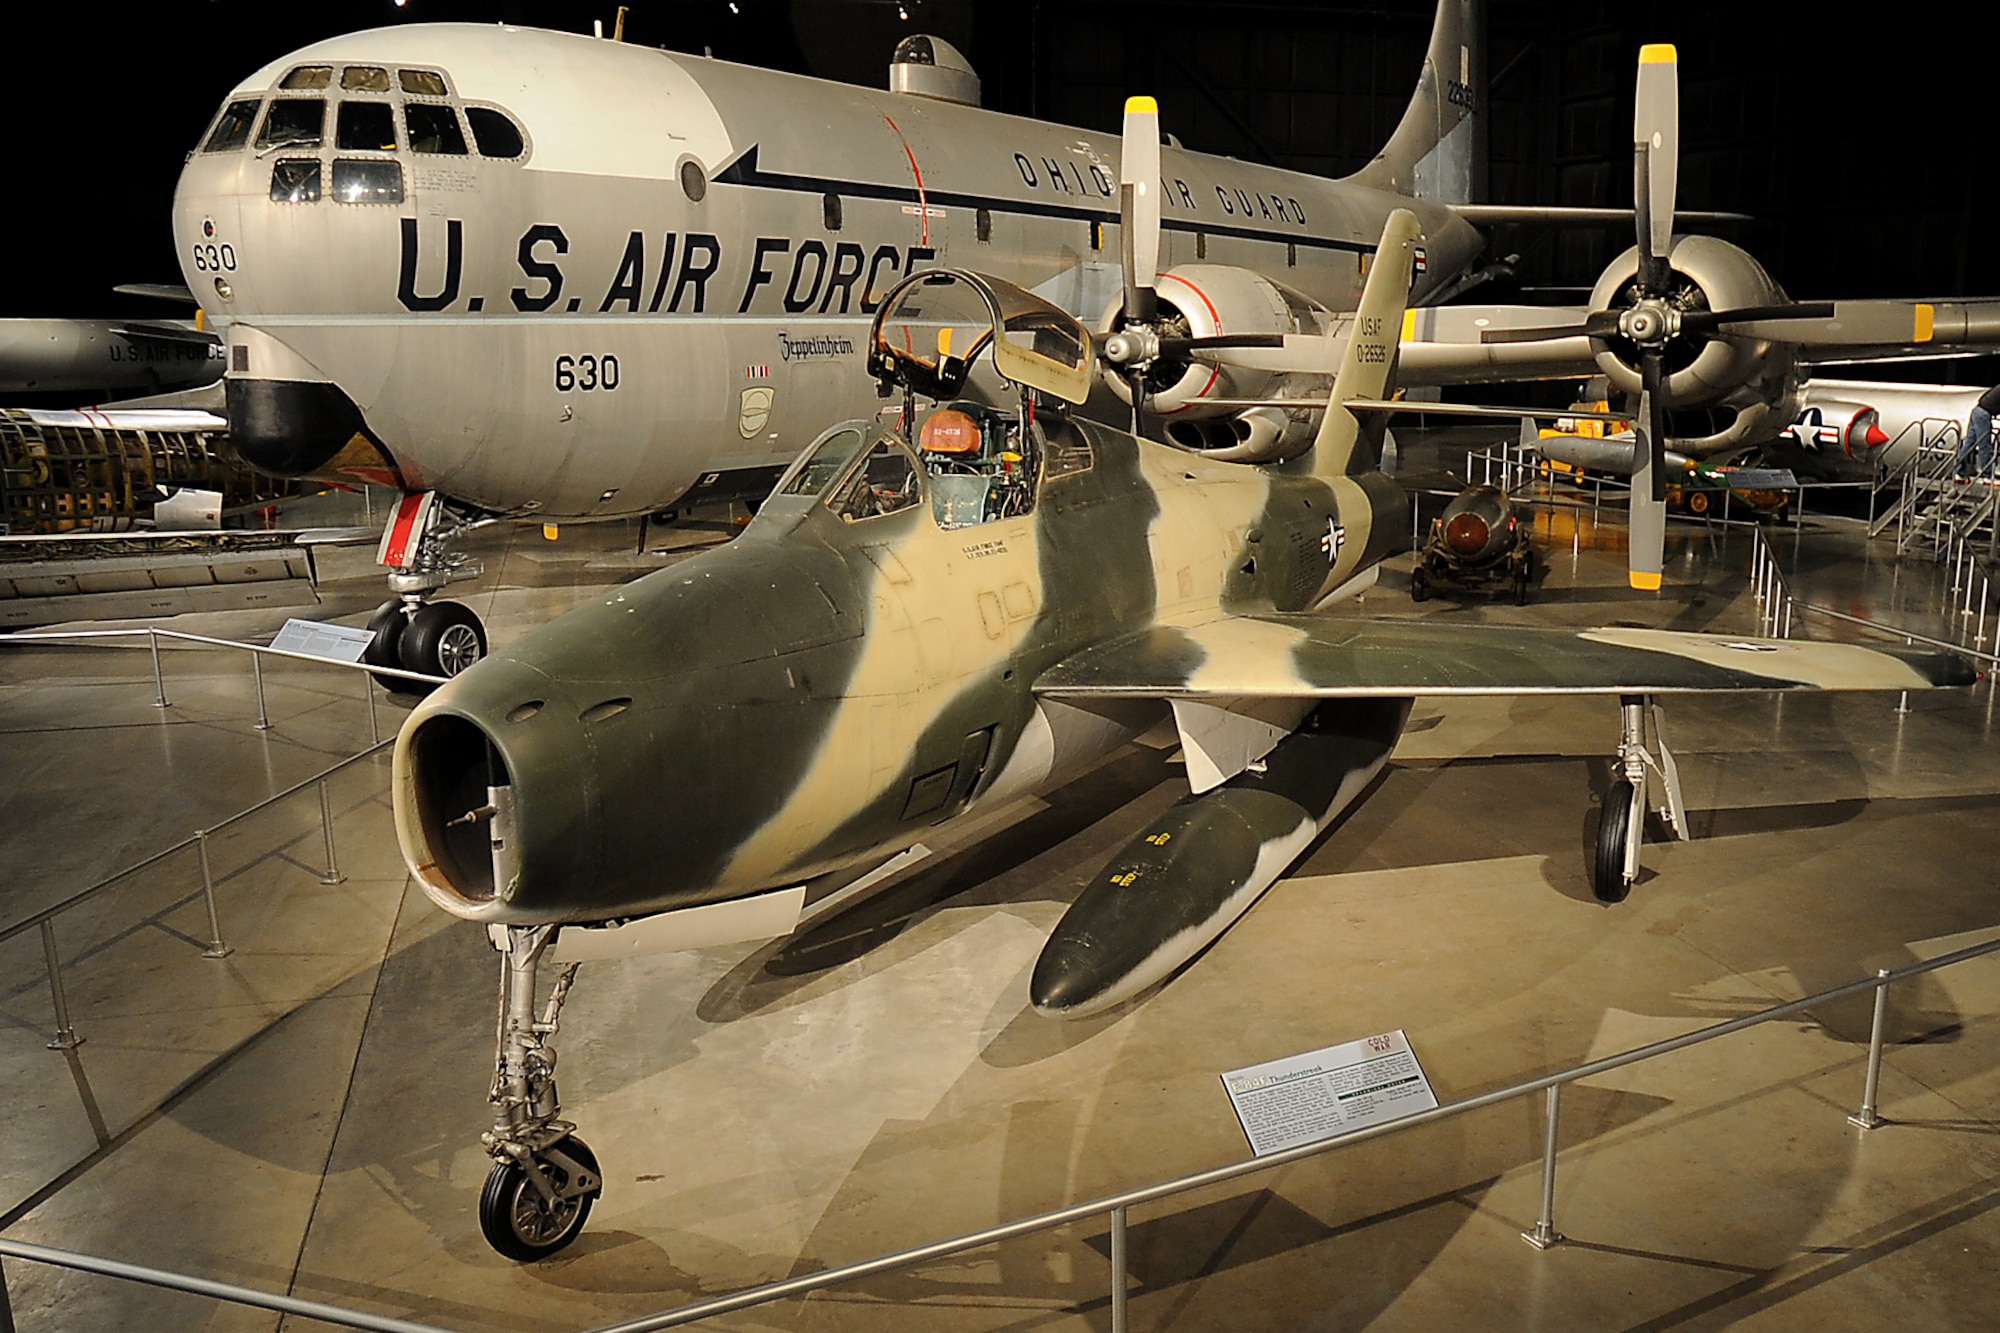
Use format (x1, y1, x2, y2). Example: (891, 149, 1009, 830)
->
(2, 489, 1997, 1331)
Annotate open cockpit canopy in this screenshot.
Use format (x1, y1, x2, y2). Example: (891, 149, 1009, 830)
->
(866, 269, 1093, 406)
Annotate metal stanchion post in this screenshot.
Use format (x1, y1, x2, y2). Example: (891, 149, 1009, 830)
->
(319, 779, 346, 885)
(195, 830, 233, 960)
(362, 670, 380, 745)
(149, 628, 169, 709)
(1522, 1085, 1564, 1249)
(1, 1251, 15, 1333)
(1109, 1205, 1129, 1333)
(40, 920, 82, 1051)
(1849, 969, 1893, 1130)
(252, 652, 271, 731)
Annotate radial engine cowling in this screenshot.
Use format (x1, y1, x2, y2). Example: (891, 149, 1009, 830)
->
(1099, 265, 1331, 419)
(1589, 234, 1789, 409)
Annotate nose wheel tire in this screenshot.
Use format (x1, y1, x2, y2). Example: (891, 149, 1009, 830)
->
(361, 600, 425, 694)
(399, 600, 487, 682)
(1410, 567, 1430, 603)
(479, 1137, 600, 1262)
(1593, 777, 1636, 903)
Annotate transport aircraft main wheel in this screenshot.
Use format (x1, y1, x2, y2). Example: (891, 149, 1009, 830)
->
(400, 601, 487, 682)
(1593, 778, 1636, 903)
(479, 1137, 600, 1262)
(1410, 567, 1430, 603)
(362, 600, 424, 695)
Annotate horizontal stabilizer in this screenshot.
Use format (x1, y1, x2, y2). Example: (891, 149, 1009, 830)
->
(1035, 615, 1976, 699)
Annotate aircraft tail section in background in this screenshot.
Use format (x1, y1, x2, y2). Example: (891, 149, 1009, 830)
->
(1298, 208, 1422, 479)
(1348, 0, 1480, 204)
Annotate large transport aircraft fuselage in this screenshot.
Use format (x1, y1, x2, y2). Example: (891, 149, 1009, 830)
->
(173, 22, 1482, 519)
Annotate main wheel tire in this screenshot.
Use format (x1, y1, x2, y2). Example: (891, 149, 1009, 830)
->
(399, 601, 487, 682)
(478, 1137, 600, 1262)
(1410, 567, 1430, 603)
(363, 601, 424, 695)
(1593, 778, 1635, 903)
(1513, 571, 1532, 605)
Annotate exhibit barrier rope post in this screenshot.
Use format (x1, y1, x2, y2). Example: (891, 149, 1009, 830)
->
(1522, 1085, 1563, 1250)
(252, 651, 272, 732)
(1109, 1205, 1129, 1333)
(39, 920, 81, 1051)
(149, 628, 170, 709)
(319, 779, 346, 886)
(1849, 969, 1893, 1131)
(363, 671, 380, 745)
(195, 830, 233, 960)
(0, 1254, 15, 1333)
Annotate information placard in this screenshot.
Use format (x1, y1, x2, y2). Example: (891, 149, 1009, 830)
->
(1221, 1029, 1438, 1156)
(269, 618, 375, 664)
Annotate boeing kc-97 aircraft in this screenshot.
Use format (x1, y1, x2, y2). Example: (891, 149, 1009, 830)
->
(168, 0, 1574, 680)
(171, 2, 2000, 682)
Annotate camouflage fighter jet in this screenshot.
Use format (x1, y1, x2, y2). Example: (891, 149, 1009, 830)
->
(390, 210, 1973, 1261)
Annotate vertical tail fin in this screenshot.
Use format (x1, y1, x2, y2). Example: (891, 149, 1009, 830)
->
(1299, 209, 1420, 479)
(1346, 0, 1482, 204)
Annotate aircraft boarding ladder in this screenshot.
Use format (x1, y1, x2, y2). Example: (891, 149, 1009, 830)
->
(1867, 417, 2000, 556)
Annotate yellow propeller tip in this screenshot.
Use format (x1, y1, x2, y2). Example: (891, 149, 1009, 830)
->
(1125, 96, 1159, 115)
(1639, 43, 1677, 64)
(1629, 572, 1663, 591)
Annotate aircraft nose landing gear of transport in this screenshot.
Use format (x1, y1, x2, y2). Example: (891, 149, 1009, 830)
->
(365, 491, 495, 691)
(1593, 695, 1689, 903)
(479, 924, 601, 1261)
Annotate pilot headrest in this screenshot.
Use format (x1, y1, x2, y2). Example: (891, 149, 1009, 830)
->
(920, 408, 982, 455)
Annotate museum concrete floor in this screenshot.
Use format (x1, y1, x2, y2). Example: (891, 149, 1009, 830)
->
(3, 492, 1999, 1331)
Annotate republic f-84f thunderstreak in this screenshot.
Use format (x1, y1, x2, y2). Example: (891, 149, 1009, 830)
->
(389, 214, 1972, 1261)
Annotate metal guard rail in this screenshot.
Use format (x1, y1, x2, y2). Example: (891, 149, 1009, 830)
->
(0, 739, 393, 952)
(7, 935, 1999, 1332)
(1749, 525, 2000, 668)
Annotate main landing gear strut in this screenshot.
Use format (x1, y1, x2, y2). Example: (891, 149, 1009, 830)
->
(364, 491, 495, 690)
(479, 924, 601, 1261)
(1593, 694, 1689, 903)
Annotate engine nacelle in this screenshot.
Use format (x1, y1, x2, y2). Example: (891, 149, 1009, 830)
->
(1780, 400, 1891, 459)
(1100, 264, 1330, 418)
(1589, 234, 1789, 409)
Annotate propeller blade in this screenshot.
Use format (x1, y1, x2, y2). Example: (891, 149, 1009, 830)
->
(1158, 333, 1289, 356)
(1633, 44, 1679, 294)
(1629, 354, 1667, 592)
(1120, 96, 1162, 326)
(1641, 350, 1668, 502)
(1480, 311, 1624, 345)
(1684, 300, 1837, 334)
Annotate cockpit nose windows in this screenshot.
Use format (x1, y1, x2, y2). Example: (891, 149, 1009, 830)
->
(270, 159, 322, 203)
(465, 107, 525, 159)
(279, 66, 332, 91)
(404, 104, 468, 156)
(256, 98, 325, 152)
(340, 66, 393, 93)
(333, 159, 405, 205)
(336, 101, 398, 152)
(399, 69, 449, 97)
(202, 100, 262, 154)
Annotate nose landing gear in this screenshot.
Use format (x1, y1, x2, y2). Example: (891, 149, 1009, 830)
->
(479, 924, 600, 1261)
(367, 491, 496, 690)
